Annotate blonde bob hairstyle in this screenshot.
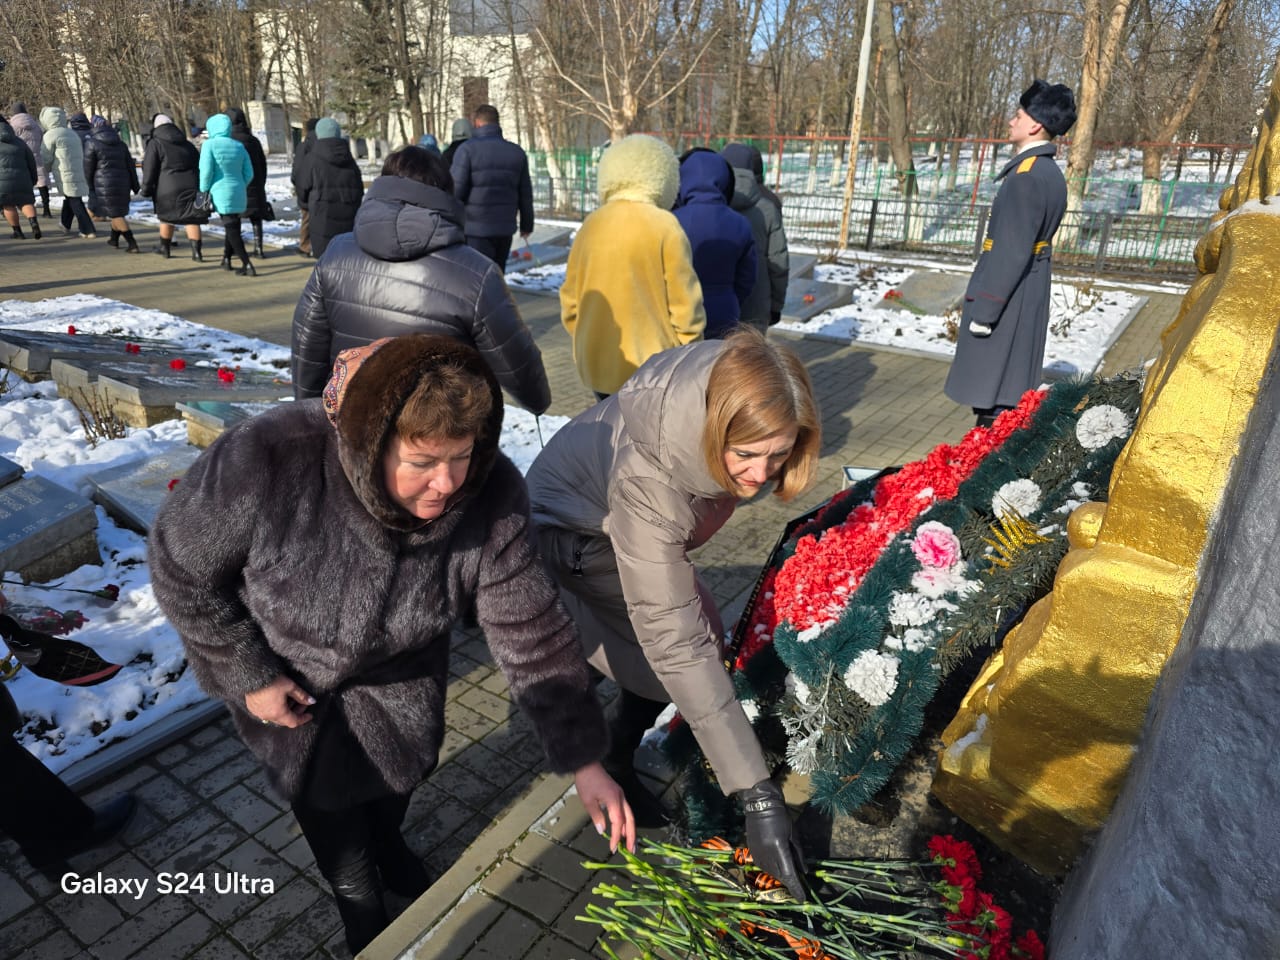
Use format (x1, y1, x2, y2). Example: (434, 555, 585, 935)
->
(702, 328, 821, 501)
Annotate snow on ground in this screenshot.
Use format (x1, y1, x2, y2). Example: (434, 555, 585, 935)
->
(505, 251, 1166, 378)
(0, 296, 566, 773)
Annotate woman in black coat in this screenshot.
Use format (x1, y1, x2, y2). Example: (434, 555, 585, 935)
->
(83, 117, 140, 252)
(225, 107, 270, 258)
(149, 334, 633, 953)
(291, 145, 551, 413)
(0, 118, 41, 239)
(297, 118, 363, 258)
(139, 114, 209, 260)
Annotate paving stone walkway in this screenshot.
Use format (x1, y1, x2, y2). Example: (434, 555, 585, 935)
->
(0, 222, 1181, 959)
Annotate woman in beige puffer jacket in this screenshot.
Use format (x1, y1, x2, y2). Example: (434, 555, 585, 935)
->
(527, 327, 820, 900)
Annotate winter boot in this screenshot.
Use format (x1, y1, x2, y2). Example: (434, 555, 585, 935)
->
(123, 230, 140, 253)
(39, 187, 51, 218)
(219, 255, 232, 270)
(28, 218, 41, 240)
(253, 221, 264, 258)
(10, 224, 24, 239)
(107, 229, 121, 248)
(155, 238, 171, 258)
(191, 239, 203, 262)
(235, 261, 257, 277)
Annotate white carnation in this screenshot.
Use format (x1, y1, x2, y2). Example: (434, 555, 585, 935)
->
(888, 591, 935, 626)
(785, 673, 811, 705)
(992, 478, 1042, 519)
(843, 650, 899, 706)
(911, 566, 967, 599)
(1076, 404, 1130, 450)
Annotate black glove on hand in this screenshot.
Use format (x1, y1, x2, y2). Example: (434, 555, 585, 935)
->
(740, 779, 806, 901)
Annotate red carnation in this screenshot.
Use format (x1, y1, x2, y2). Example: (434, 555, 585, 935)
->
(1014, 930, 1046, 960)
(125, 343, 141, 354)
(67, 325, 77, 335)
(92, 584, 121, 601)
(167, 478, 180, 491)
(217, 367, 236, 383)
(170, 358, 186, 371)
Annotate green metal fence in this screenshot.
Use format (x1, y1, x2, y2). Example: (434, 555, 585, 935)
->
(526, 148, 1219, 275)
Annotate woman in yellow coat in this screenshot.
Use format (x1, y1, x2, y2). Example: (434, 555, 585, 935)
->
(560, 134, 706, 398)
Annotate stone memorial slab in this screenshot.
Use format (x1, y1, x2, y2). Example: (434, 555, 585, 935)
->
(96, 367, 293, 428)
(0, 331, 172, 381)
(505, 243, 571, 273)
(0, 456, 24, 489)
(50, 350, 220, 394)
(788, 253, 817, 280)
(874, 270, 969, 316)
(176, 400, 278, 448)
(87, 448, 204, 533)
(516, 225, 573, 247)
(781, 279, 852, 324)
(0, 475, 99, 581)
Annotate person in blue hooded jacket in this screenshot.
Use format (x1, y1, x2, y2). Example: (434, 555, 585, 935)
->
(198, 112, 256, 275)
(672, 150, 756, 338)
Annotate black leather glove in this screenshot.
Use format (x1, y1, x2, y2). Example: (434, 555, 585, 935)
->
(740, 779, 806, 900)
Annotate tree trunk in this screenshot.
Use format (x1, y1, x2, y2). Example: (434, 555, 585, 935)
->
(875, 0, 916, 198)
(1139, 147, 1164, 215)
(1064, 0, 1135, 219)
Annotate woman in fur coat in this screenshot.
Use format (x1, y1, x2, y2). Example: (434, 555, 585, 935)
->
(527, 327, 820, 902)
(149, 334, 633, 953)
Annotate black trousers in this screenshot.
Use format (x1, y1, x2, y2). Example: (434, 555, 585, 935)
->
(292, 791, 417, 953)
(0, 732, 94, 867)
(59, 197, 94, 234)
(220, 213, 251, 265)
(466, 234, 513, 273)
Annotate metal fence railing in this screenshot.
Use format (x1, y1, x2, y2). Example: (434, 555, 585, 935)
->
(525, 157, 1215, 275)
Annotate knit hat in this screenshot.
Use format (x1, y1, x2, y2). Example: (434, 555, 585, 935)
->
(153, 114, 174, 127)
(316, 118, 341, 140)
(1019, 80, 1077, 137)
(418, 133, 440, 155)
(451, 118, 472, 141)
(9, 102, 26, 116)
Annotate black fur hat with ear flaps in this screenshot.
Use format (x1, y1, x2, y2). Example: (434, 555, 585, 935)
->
(1020, 79, 1078, 137)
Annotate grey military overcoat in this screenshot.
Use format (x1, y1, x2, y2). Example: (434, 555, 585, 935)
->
(944, 141, 1067, 409)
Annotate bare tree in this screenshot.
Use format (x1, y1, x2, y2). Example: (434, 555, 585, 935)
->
(531, 0, 717, 141)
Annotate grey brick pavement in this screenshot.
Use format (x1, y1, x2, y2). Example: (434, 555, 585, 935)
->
(0, 223, 1180, 959)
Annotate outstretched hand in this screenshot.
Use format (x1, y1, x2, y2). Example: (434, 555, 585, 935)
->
(245, 675, 315, 728)
(574, 762, 636, 854)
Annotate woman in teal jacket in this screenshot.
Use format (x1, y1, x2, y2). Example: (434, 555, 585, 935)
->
(198, 113, 256, 276)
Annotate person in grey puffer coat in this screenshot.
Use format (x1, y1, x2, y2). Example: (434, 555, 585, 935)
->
(721, 143, 789, 329)
(0, 119, 41, 239)
(39, 106, 95, 236)
(7, 104, 49, 217)
(291, 146, 550, 413)
(84, 116, 140, 251)
(149, 333, 633, 954)
(527, 328, 821, 901)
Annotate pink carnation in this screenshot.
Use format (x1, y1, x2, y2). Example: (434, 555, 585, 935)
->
(912, 521, 961, 569)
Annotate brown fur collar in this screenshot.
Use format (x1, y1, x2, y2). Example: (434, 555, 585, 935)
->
(332, 334, 504, 531)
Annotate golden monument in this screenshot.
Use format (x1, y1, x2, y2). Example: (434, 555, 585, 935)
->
(933, 58, 1280, 875)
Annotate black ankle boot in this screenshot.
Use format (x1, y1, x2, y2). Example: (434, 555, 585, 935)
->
(329, 873, 389, 955)
(107, 229, 121, 248)
(191, 240, 203, 262)
(10, 224, 24, 239)
(28, 218, 41, 239)
(235, 262, 257, 277)
(39, 187, 51, 218)
(123, 230, 140, 253)
(376, 841, 432, 898)
(156, 238, 172, 258)
(220, 254, 232, 270)
(253, 223, 264, 258)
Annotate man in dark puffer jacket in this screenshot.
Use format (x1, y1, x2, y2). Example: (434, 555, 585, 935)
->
(291, 145, 550, 413)
(149, 334, 632, 954)
(449, 104, 533, 271)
